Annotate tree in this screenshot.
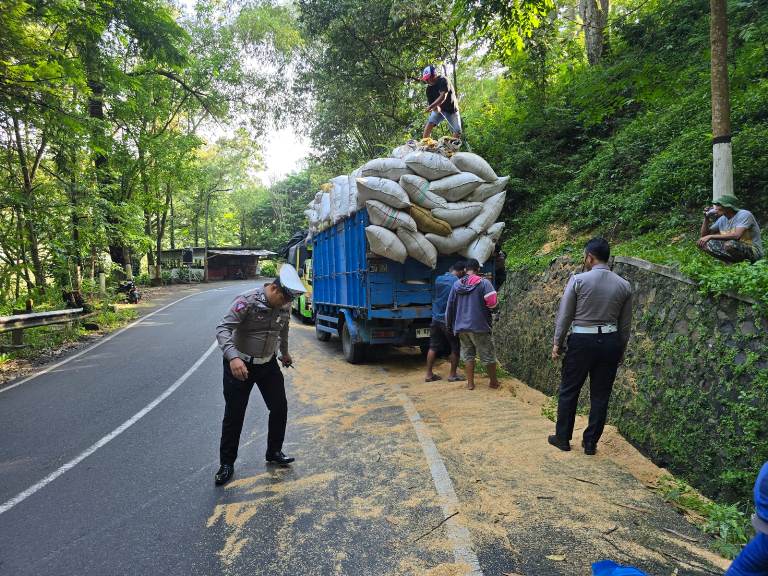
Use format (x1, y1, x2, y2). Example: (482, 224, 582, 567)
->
(580, 0, 610, 65)
(710, 0, 732, 201)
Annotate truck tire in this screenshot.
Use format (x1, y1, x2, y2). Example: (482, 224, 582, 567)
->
(342, 322, 366, 364)
(316, 323, 331, 342)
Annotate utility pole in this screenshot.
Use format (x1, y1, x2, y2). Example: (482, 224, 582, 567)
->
(710, 0, 732, 201)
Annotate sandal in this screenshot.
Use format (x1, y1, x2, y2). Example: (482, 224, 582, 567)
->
(447, 375, 466, 382)
(424, 374, 443, 382)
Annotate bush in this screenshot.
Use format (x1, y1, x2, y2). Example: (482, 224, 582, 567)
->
(260, 260, 278, 277)
(135, 273, 151, 286)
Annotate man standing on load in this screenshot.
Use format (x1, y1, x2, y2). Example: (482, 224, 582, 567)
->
(421, 65, 462, 139)
(213, 264, 307, 486)
(548, 238, 632, 456)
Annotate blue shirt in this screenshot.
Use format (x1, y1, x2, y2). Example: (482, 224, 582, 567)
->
(726, 533, 768, 575)
(432, 273, 455, 323)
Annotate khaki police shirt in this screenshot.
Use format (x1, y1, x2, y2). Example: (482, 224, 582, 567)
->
(216, 285, 290, 362)
(553, 263, 633, 350)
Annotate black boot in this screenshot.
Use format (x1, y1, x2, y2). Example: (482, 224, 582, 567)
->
(582, 440, 597, 456)
(265, 451, 295, 465)
(547, 435, 571, 452)
(215, 464, 234, 485)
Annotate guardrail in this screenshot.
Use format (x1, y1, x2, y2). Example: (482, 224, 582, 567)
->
(0, 308, 85, 349)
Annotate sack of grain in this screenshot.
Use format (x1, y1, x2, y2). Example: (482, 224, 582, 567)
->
(467, 191, 506, 234)
(330, 175, 350, 222)
(404, 151, 460, 180)
(486, 221, 505, 243)
(425, 227, 477, 255)
(410, 204, 452, 236)
(365, 225, 407, 263)
(356, 177, 411, 210)
(347, 167, 362, 215)
(450, 152, 498, 182)
(459, 235, 495, 266)
(464, 176, 509, 202)
(397, 228, 438, 269)
(366, 200, 417, 232)
(317, 192, 331, 222)
(361, 158, 411, 181)
(391, 141, 418, 160)
(304, 208, 319, 225)
(429, 172, 484, 202)
(399, 174, 448, 209)
(431, 201, 483, 227)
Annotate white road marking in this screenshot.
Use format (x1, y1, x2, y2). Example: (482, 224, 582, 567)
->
(0, 340, 219, 516)
(0, 288, 224, 395)
(396, 387, 485, 575)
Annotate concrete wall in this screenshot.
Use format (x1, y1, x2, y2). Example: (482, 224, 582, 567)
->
(495, 255, 768, 501)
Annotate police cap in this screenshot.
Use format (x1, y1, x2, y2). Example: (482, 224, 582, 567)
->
(276, 264, 306, 299)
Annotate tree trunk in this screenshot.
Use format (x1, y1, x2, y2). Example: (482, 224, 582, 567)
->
(710, 0, 732, 201)
(170, 192, 176, 250)
(580, 0, 609, 65)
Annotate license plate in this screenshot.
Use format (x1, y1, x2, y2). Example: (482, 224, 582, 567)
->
(416, 328, 431, 339)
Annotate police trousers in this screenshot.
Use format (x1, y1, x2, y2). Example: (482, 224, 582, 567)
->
(555, 332, 622, 444)
(219, 356, 287, 465)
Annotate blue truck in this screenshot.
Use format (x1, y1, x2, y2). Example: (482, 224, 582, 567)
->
(312, 209, 493, 363)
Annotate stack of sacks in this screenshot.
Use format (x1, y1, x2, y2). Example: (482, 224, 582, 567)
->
(306, 147, 508, 267)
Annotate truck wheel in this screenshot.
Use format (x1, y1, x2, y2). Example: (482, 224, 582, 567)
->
(342, 322, 366, 364)
(316, 323, 331, 342)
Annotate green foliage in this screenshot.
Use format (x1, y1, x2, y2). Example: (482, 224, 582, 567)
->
(260, 260, 278, 277)
(657, 475, 753, 559)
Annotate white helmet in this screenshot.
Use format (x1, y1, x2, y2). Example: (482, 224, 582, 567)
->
(276, 264, 306, 299)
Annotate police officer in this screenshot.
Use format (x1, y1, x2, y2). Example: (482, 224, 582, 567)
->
(214, 264, 307, 486)
(548, 238, 632, 455)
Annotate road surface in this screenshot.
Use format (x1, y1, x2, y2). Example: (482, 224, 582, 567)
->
(0, 282, 729, 575)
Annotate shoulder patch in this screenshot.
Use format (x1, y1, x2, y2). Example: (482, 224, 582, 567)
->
(232, 299, 248, 313)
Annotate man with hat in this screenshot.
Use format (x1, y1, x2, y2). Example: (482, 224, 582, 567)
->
(726, 461, 768, 575)
(698, 194, 763, 263)
(214, 264, 306, 486)
(421, 64, 462, 139)
(548, 237, 633, 455)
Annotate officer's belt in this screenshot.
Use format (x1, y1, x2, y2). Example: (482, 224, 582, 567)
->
(572, 324, 617, 334)
(238, 352, 274, 365)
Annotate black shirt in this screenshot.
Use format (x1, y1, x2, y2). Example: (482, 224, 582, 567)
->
(426, 76, 458, 114)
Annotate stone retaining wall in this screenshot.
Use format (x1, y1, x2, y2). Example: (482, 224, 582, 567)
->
(494, 255, 768, 501)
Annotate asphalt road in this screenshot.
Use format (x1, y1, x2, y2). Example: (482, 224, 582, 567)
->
(0, 282, 728, 576)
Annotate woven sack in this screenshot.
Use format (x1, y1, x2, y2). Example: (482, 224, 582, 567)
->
(365, 225, 407, 263)
(404, 151, 460, 180)
(465, 176, 509, 202)
(460, 235, 495, 266)
(431, 201, 483, 227)
(366, 200, 417, 232)
(397, 228, 438, 269)
(467, 192, 506, 234)
(425, 227, 477, 255)
(356, 177, 410, 209)
(399, 174, 448, 209)
(486, 221, 505, 242)
(450, 152, 498, 182)
(410, 204, 452, 236)
(347, 167, 362, 214)
(361, 158, 411, 181)
(429, 172, 484, 202)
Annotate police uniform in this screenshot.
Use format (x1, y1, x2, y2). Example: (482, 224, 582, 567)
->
(215, 265, 305, 480)
(551, 263, 632, 451)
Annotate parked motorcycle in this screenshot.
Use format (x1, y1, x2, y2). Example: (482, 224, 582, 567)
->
(117, 280, 141, 304)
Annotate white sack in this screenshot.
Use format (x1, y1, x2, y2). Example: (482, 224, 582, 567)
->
(356, 177, 411, 209)
(391, 142, 417, 160)
(399, 174, 448, 210)
(361, 157, 411, 181)
(425, 227, 477, 255)
(459, 235, 495, 266)
(429, 172, 484, 202)
(467, 191, 506, 234)
(347, 167, 362, 215)
(366, 200, 417, 232)
(330, 175, 350, 223)
(318, 192, 331, 222)
(465, 176, 509, 202)
(365, 225, 407, 263)
(404, 151, 460, 180)
(431, 201, 483, 227)
(486, 222, 506, 243)
(450, 152, 498, 182)
(304, 208, 319, 225)
(397, 228, 438, 269)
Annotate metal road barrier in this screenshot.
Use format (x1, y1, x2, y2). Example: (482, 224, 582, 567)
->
(0, 308, 85, 348)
